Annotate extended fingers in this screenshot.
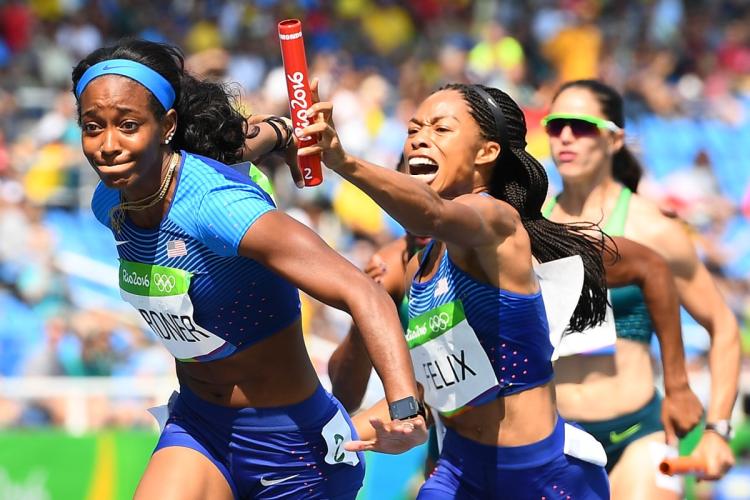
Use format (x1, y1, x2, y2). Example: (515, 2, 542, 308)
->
(300, 121, 330, 137)
(307, 101, 333, 121)
(297, 145, 324, 158)
(344, 439, 375, 452)
(663, 418, 677, 446)
(286, 161, 304, 189)
(369, 417, 387, 432)
(311, 77, 320, 103)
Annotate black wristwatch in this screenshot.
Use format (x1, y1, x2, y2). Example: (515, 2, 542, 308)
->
(705, 420, 733, 441)
(388, 396, 425, 421)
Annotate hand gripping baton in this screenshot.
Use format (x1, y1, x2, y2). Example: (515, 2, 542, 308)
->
(278, 19, 322, 187)
(658, 456, 707, 476)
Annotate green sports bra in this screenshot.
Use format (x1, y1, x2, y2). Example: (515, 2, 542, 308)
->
(542, 187, 654, 344)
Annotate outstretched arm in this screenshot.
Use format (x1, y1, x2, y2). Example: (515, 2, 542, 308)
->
(605, 237, 702, 443)
(298, 82, 516, 248)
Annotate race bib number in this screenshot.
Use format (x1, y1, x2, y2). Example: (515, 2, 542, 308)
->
(321, 410, 360, 466)
(407, 301, 498, 413)
(119, 259, 230, 361)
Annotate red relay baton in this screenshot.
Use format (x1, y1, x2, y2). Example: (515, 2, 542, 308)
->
(658, 456, 707, 476)
(278, 19, 322, 187)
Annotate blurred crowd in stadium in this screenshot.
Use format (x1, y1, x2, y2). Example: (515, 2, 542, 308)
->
(0, 0, 748, 450)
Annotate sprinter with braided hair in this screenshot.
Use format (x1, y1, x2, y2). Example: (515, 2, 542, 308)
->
(443, 83, 610, 332)
(302, 81, 610, 498)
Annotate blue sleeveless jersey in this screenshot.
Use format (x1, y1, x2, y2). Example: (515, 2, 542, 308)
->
(91, 151, 301, 362)
(409, 243, 554, 398)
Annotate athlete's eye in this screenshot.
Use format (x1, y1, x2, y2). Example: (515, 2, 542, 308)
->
(121, 121, 139, 132)
(83, 123, 101, 133)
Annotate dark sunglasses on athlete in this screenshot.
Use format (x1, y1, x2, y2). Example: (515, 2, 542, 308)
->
(541, 113, 622, 138)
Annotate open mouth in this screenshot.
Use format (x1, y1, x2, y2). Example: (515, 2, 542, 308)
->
(408, 156, 438, 182)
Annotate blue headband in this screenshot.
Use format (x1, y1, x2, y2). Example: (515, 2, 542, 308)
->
(75, 59, 176, 110)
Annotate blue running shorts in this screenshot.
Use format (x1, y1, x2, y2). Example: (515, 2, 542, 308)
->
(418, 416, 610, 499)
(154, 384, 365, 499)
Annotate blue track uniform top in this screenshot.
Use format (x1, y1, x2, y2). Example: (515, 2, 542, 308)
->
(407, 242, 553, 415)
(91, 151, 301, 362)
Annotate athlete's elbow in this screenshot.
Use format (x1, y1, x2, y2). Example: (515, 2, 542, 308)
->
(710, 307, 740, 344)
(346, 273, 392, 315)
(636, 250, 672, 288)
(333, 386, 365, 413)
(401, 209, 441, 238)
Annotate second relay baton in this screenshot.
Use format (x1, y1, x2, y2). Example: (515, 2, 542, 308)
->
(278, 19, 322, 187)
(658, 456, 707, 476)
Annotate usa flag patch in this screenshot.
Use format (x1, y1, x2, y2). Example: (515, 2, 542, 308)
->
(166, 240, 187, 258)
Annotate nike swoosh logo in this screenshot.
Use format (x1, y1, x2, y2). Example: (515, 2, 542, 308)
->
(102, 64, 130, 71)
(259, 474, 299, 487)
(114, 240, 129, 246)
(609, 423, 642, 444)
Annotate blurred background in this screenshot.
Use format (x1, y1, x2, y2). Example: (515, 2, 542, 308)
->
(0, 0, 748, 498)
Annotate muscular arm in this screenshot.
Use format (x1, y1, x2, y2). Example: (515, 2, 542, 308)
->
(240, 211, 419, 406)
(642, 216, 740, 422)
(332, 156, 516, 247)
(242, 119, 283, 163)
(605, 237, 690, 394)
(329, 238, 409, 411)
(677, 263, 740, 421)
(243, 116, 304, 187)
(624, 199, 738, 475)
(298, 91, 514, 247)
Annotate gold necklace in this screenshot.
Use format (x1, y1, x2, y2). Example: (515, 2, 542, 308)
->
(109, 152, 180, 233)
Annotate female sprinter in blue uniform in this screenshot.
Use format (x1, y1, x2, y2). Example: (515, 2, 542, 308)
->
(72, 39, 426, 500)
(329, 234, 704, 482)
(302, 82, 611, 498)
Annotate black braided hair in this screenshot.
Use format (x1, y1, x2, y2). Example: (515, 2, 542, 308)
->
(441, 83, 612, 332)
(72, 39, 247, 165)
(553, 80, 643, 192)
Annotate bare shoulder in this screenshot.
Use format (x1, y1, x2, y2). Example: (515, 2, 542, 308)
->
(453, 193, 519, 235)
(625, 193, 698, 275)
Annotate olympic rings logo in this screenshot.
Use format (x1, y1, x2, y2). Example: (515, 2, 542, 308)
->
(153, 273, 176, 293)
(428, 312, 451, 332)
